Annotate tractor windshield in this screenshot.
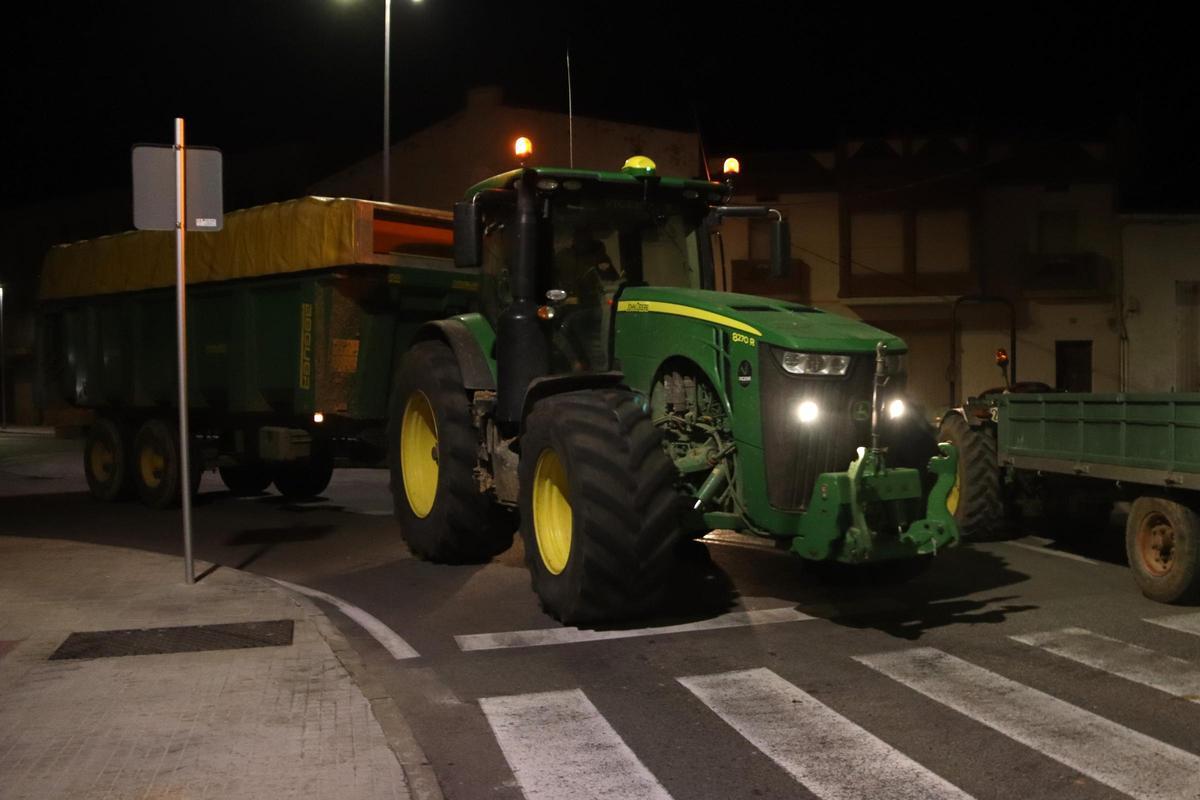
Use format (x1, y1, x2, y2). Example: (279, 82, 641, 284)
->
(544, 186, 708, 371)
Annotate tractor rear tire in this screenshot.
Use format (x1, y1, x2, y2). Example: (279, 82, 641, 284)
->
(518, 388, 682, 624)
(937, 413, 1004, 539)
(84, 417, 133, 502)
(389, 340, 514, 562)
(1126, 495, 1200, 604)
(220, 463, 273, 496)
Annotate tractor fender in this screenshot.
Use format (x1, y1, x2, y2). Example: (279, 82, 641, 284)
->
(412, 319, 495, 392)
(519, 372, 627, 435)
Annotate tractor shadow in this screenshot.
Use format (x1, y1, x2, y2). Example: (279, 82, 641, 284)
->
(697, 540, 1038, 640)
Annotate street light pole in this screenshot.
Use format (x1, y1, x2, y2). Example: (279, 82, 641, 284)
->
(382, 0, 391, 202)
(380, 0, 420, 204)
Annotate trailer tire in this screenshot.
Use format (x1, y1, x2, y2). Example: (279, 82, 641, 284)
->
(84, 417, 133, 502)
(132, 418, 200, 508)
(272, 447, 333, 499)
(220, 463, 273, 496)
(519, 389, 682, 624)
(389, 340, 513, 562)
(937, 413, 1004, 539)
(1126, 496, 1200, 604)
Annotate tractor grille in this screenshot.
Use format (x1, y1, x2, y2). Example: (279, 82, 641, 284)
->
(759, 346, 873, 511)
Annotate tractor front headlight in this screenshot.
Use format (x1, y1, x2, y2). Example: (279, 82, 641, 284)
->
(777, 351, 851, 376)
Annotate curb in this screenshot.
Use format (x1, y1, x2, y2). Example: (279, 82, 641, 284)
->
(279, 584, 445, 800)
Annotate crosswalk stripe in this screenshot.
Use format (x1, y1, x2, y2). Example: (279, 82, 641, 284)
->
(679, 667, 974, 800)
(1013, 627, 1200, 701)
(456, 607, 812, 652)
(856, 647, 1200, 800)
(1147, 611, 1200, 638)
(479, 689, 673, 800)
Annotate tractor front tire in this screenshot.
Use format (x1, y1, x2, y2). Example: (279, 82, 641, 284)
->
(519, 389, 681, 625)
(389, 340, 513, 562)
(1126, 495, 1200, 604)
(937, 413, 1003, 539)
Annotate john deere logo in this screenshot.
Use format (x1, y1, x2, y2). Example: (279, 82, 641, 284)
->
(851, 400, 871, 422)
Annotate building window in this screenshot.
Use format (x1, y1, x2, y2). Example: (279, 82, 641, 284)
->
(1055, 340, 1092, 392)
(916, 209, 970, 273)
(849, 212, 904, 274)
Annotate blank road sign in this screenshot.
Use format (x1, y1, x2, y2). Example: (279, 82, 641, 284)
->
(132, 144, 224, 232)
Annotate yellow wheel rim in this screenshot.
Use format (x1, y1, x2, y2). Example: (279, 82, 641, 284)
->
(90, 439, 115, 481)
(532, 449, 572, 575)
(139, 445, 165, 489)
(401, 391, 439, 518)
(946, 473, 961, 516)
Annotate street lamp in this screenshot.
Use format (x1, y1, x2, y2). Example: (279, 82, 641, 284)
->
(382, 0, 422, 203)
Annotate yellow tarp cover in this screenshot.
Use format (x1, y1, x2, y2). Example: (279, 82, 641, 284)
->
(40, 196, 371, 300)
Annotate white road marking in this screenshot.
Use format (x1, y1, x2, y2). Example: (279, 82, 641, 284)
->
(456, 607, 812, 652)
(1147, 611, 1200, 638)
(268, 577, 419, 660)
(856, 647, 1200, 800)
(1013, 627, 1200, 701)
(480, 689, 673, 800)
(1000, 540, 1100, 565)
(679, 667, 974, 800)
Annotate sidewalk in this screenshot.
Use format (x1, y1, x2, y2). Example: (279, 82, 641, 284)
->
(0, 537, 426, 800)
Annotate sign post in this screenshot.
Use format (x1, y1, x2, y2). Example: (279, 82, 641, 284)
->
(132, 120, 223, 584)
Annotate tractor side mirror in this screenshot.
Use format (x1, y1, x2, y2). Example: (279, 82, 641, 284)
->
(453, 201, 483, 268)
(770, 219, 791, 278)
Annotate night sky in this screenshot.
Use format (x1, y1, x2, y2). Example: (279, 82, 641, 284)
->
(2, 3, 1196, 297)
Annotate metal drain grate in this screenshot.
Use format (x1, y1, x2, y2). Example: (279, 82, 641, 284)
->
(49, 620, 294, 660)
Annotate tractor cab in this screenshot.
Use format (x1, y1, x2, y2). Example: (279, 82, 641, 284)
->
(453, 141, 790, 424)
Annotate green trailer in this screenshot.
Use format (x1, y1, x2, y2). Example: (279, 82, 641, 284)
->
(944, 391, 1200, 602)
(39, 196, 472, 506)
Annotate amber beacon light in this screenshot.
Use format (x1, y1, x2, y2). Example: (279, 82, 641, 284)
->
(722, 157, 741, 176)
(515, 136, 533, 161)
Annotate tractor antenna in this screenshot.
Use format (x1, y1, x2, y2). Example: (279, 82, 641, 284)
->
(566, 47, 575, 168)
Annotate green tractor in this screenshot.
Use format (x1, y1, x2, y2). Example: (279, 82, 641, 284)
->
(390, 152, 960, 623)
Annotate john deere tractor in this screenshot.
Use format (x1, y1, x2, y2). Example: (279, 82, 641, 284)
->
(390, 150, 959, 623)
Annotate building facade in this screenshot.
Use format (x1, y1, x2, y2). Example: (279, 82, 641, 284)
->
(712, 137, 1123, 414)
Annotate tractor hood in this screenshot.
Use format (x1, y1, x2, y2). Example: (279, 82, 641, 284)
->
(617, 287, 905, 353)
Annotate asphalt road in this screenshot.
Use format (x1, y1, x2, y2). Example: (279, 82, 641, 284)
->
(3, 435, 1200, 800)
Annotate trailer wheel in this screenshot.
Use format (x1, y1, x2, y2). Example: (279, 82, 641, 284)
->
(389, 340, 513, 562)
(272, 447, 333, 499)
(84, 417, 132, 501)
(1126, 496, 1200, 604)
(132, 418, 200, 508)
(219, 464, 273, 496)
(937, 413, 1003, 539)
(518, 389, 681, 624)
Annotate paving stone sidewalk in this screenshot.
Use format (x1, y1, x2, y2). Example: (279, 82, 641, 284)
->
(0, 537, 413, 800)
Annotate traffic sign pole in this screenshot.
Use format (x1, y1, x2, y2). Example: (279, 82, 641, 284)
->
(175, 118, 195, 585)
